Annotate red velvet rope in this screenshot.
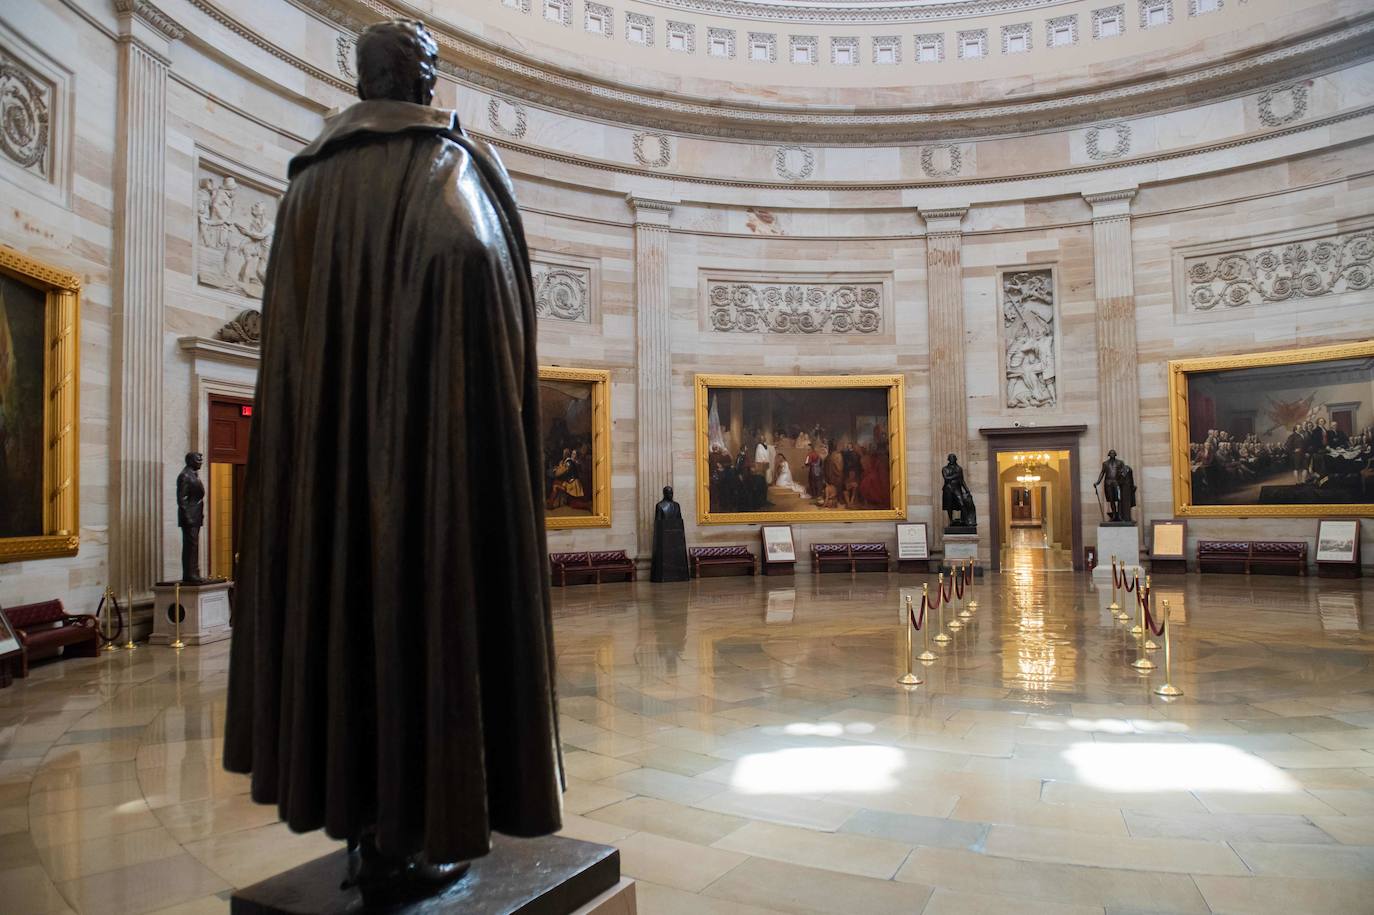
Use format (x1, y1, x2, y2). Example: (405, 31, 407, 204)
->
(908, 598, 927, 631)
(1141, 590, 1166, 637)
(1122, 574, 1139, 594)
(1112, 560, 1125, 590)
(954, 568, 966, 599)
(941, 576, 953, 604)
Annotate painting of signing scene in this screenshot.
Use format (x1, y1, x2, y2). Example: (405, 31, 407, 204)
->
(1169, 340, 1374, 516)
(539, 366, 611, 529)
(695, 374, 906, 524)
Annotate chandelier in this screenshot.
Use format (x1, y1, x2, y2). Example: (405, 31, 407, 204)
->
(1013, 452, 1051, 484)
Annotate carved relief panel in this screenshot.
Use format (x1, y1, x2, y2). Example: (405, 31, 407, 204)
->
(1000, 268, 1058, 409)
(702, 271, 890, 335)
(195, 157, 282, 301)
(531, 250, 600, 325)
(0, 22, 70, 204)
(1183, 228, 1372, 311)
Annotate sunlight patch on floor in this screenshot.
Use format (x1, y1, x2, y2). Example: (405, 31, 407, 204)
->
(1062, 742, 1298, 793)
(730, 745, 906, 795)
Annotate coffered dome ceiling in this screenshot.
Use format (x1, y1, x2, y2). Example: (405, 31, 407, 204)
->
(306, 0, 1374, 143)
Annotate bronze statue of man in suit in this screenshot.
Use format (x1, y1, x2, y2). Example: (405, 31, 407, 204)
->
(176, 452, 205, 583)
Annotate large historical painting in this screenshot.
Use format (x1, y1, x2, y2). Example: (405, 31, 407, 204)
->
(0, 248, 79, 561)
(695, 374, 906, 524)
(0, 271, 43, 537)
(539, 366, 611, 529)
(1169, 341, 1374, 517)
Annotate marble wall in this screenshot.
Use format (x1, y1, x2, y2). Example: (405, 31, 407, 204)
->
(1, 0, 1371, 623)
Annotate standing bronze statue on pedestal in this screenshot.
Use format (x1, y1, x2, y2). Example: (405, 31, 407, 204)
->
(176, 452, 206, 584)
(1095, 449, 1137, 524)
(942, 454, 977, 531)
(651, 485, 690, 582)
(223, 19, 563, 907)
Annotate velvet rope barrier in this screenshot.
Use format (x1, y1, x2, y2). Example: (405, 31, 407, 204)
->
(96, 587, 124, 648)
(954, 566, 966, 600)
(1140, 587, 1166, 638)
(1121, 572, 1139, 594)
(899, 594, 925, 686)
(1112, 557, 1125, 591)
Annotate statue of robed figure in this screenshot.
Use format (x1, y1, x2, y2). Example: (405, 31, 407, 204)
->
(650, 485, 689, 582)
(1094, 449, 1137, 523)
(224, 19, 563, 901)
(942, 453, 977, 530)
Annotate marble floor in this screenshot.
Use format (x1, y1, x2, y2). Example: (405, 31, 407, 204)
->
(3, 569, 1374, 914)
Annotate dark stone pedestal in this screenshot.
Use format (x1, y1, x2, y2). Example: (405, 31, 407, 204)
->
(231, 833, 620, 915)
(1100, 520, 1136, 528)
(943, 525, 977, 535)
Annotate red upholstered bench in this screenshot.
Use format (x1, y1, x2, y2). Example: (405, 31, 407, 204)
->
(3, 599, 99, 678)
(549, 550, 636, 586)
(812, 542, 890, 574)
(1249, 540, 1307, 576)
(690, 546, 755, 578)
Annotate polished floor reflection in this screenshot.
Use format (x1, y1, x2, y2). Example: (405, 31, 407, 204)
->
(3, 570, 1374, 914)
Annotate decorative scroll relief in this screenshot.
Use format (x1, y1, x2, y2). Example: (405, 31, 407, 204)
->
(707, 278, 883, 334)
(532, 259, 592, 323)
(1002, 269, 1057, 409)
(1185, 231, 1374, 311)
(0, 49, 51, 178)
(196, 163, 280, 300)
(335, 35, 357, 79)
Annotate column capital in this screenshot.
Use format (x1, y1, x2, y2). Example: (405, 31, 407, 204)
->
(626, 195, 676, 226)
(115, 0, 184, 60)
(920, 206, 969, 236)
(1083, 188, 1137, 220)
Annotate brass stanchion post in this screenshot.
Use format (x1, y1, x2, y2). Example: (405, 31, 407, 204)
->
(965, 558, 978, 612)
(898, 596, 922, 686)
(171, 581, 185, 651)
(1141, 574, 1159, 650)
(1128, 573, 1144, 635)
(948, 566, 964, 631)
(1108, 555, 1121, 614)
(1154, 600, 1183, 697)
(122, 586, 137, 650)
(917, 585, 937, 662)
(1130, 578, 1156, 671)
(958, 559, 974, 620)
(933, 573, 952, 645)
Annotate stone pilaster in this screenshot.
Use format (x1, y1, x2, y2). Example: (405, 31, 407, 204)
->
(113, 1, 181, 596)
(627, 196, 675, 559)
(922, 207, 969, 549)
(1085, 189, 1143, 488)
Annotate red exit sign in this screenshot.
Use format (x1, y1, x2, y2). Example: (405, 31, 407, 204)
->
(241, 405, 253, 417)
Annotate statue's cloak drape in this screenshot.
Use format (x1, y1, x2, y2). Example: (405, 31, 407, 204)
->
(223, 100, 563, 863)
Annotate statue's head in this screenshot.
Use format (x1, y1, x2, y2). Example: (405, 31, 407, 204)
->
(663, 485, 674, 500)
(186, 452, 203, 470)
(1108, 449, 1117, 459)
(356, 20, 439, 105)
(946, 453, 957, 464)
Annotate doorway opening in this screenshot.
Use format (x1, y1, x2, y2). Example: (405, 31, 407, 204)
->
(995, 450, 1074, 571)
(207, 395, 253, 580)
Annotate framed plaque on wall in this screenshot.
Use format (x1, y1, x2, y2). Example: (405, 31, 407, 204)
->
(896, 522, 932, 572)
(1150, 519, 1188, 573)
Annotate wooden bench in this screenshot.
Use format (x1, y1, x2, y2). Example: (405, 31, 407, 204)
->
(549, 550, 636, 587)
(2, 599, 99, 678)
(1197, 540, 1307, 576)
(690, 546, 755, 578)
(811, 542, 890, 574)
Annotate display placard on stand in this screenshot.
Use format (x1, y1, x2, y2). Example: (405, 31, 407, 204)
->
(1149, 519, 1188, 573)
(760, 525, 796, 576)
(1316, 519, 1362, 578)
(896, 522, 933, 573)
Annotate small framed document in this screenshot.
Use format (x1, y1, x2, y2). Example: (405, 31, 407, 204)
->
(1316, 519, 1360, 566)
(760, 525, 797, 569)
(1150, 520, 1187, 559)
(896, 522, 929, 561)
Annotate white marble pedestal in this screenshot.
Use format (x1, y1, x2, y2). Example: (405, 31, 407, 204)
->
(943, 533, 980, 571)
(150, 580, 233, 646)
(1093, 525, 1141, 580)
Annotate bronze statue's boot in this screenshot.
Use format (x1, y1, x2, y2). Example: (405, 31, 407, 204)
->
(347, 832, 471, 905)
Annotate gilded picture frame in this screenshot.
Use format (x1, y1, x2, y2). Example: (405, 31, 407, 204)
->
(1168, 340, 1374, 518)
(0, 247, 80, 562)
(539, 366, 611, 530)
(695, 373, 907, 525)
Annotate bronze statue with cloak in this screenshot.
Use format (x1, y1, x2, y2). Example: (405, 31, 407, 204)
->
(223, 20, 562, 897)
